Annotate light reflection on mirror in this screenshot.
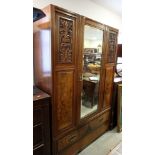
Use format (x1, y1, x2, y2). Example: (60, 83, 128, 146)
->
(40, 29, 51, 76)
(80, 25, 103, 118)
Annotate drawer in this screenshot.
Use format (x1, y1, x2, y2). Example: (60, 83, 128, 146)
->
(57, 125, 89, 152)
(33, 144, 44, 155)
(33, 124, 44, 147)
(89, 111, 110, 131)
(33, 108, 43, 125)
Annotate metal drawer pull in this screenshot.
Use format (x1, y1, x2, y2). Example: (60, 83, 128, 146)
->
(98, 117, 104, 122)
(68, 135, 77, 143)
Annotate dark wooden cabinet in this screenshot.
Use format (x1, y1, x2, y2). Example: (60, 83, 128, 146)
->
(33, 4, 118, 155)
(33, 87, 51, 155)
(110, 80, 122, 130)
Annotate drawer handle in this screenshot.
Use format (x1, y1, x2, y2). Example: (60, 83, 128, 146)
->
(98, 117, 104, 122)
(68, 135, 77, 143)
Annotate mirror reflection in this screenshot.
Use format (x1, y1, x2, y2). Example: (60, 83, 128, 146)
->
(81, 25, 103, 118)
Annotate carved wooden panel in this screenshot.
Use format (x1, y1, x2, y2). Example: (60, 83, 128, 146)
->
(56, 71, 74, 131)
(107, 31, 117, 63)
(103, 65, 114, 108)
(57, 16, 74, 63)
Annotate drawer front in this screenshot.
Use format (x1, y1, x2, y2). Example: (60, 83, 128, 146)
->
(58, 131, 78, 151)
(33, 108, 43, 125)
(57, 125, 89, 152)
(33, 144, 44, 155)
(56, 120, 110, 155)
(33, 124, 44, 147)
(89, 111, 110, 131)
(33, 97, 51, 155)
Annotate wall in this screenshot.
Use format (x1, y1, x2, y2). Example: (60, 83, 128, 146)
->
(33, 0, 122, 43)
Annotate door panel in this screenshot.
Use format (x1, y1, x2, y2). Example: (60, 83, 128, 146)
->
(106, 27, 118, 63)
(55, 9, 78, 65)
(103, 64, 115, 108)
(56, 70, 74, 131)
(53, 8, 79, 135)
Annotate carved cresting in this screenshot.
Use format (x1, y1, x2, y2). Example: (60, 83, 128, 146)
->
(108, 32, 117, 63)
(58, 17, 73, 63)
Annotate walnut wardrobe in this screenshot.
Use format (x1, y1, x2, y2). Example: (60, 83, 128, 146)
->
(33, 4, 118, 155)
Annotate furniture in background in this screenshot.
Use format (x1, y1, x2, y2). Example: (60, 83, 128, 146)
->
(33, 87, 51, 155)
(117, 84, 122, 132)
(117, 44, 122, 57)
(110, 43, 122, 130)
(33, 7, 46, 22)
(83, 79, 98, 108)
(110, 79, 122, 130)
(115, 44, 122, 77)
(33, 4, 118, 155)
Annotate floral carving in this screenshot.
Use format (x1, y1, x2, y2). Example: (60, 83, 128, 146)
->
(58, 17, 73, 63)
(108, 32, 117, 62)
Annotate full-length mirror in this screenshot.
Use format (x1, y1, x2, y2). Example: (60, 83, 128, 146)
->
(80, 25, 103, 118)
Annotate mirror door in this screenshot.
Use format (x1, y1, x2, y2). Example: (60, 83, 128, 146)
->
(80, 23, 104, 119)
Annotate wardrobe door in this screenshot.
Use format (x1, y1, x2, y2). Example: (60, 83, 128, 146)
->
(103, 26, 118, 109)
(77, 18, 105, 121)
(52, 7, 80, 135)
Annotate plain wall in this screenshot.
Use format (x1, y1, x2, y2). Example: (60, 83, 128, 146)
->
(33, 0, 122, 43)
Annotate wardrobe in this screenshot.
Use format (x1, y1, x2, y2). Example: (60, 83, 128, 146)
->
(33, 4, 118, 155)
